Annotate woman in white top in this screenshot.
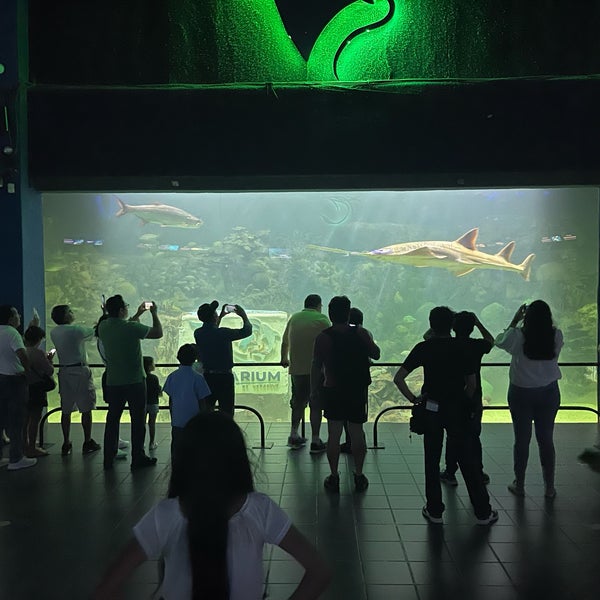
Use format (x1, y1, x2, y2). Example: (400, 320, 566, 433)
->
(495, 300, 563, 499)
(94, 411, 330, 600)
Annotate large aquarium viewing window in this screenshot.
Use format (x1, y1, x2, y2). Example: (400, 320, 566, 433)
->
(42, 188, 599, 424)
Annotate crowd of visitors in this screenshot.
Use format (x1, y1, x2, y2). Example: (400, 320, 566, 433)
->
(0, 292, 583, 598)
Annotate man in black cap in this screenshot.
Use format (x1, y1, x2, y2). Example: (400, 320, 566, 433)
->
(193, 301, 252, 417)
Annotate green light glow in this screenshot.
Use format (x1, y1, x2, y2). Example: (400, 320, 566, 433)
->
(307, 0, 395, 81)
(213, 0, 306, 81)
(170, 0, 306, 83)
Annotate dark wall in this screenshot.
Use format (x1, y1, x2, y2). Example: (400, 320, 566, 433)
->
(28, 79, 600, 191)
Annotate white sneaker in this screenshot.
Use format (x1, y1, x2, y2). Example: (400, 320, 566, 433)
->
(115, 449, 128, 460)
(7, 456, 37, 471)
(118, 439, 130, 449)
(149, 442, 158, 451)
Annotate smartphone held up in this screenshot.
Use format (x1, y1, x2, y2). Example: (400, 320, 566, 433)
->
(224, 304, 236, 314)
(144, 301, 153, 310)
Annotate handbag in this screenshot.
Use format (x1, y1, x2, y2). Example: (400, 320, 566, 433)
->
(409, 401, 427, 435)
(31, 368, 56, 392)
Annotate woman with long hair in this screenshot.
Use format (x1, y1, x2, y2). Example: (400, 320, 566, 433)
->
(94, 411, 330, 599)
(495, 300, 563, 498)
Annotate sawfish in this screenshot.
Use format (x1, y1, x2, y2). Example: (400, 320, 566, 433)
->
(308, 228, 535, 280)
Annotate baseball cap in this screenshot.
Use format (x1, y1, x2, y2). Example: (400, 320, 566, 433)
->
(197, 300, 219, 322)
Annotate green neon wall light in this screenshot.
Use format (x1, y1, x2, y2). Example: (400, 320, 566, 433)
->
(307, 0, 398, 81)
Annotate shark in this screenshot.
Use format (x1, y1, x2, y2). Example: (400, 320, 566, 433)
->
(114, 197, 203, 228)
(308, 228, 535, 280)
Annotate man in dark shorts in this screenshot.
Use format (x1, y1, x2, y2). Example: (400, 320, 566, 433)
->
(312, 296, 380, 493)
(394, 306, 497, 526)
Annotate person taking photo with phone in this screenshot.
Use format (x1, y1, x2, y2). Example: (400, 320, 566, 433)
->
(97, 296, 163, 471)
(495, 300, 563, 499)
(194, 301, 252, 418)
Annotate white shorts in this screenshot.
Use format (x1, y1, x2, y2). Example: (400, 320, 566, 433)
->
(58, 366, 97, 413)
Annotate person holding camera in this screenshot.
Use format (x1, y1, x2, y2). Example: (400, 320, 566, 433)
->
(394, 306, 497, 526)
(97, 295, 163, 471)
(439, 311, 494, 487)
(495, 300, 563, 498)
(194, 301, 252, 418)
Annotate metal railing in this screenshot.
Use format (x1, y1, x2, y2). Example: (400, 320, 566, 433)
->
(42, 361, 598, 452)
(369, 404, 600, 449)
(39, 404, 272, 450)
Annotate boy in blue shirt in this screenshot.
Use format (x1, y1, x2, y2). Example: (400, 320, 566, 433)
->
(163, 344, 211, 464)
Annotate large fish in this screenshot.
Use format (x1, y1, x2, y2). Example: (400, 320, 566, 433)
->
(309, 228, 535, 280)
(114, 197, 203, 228)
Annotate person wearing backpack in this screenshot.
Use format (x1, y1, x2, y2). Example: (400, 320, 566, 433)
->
(312, 296, 380, 493)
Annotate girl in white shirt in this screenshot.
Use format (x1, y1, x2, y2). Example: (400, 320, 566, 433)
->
(495, 300, 563, 499)
(94, 411, 330, 600)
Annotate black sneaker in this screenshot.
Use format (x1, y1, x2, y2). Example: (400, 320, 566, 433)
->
(82, 439, 101, 455)
(354, 472, 369, 492)
(475, 509, 499, 526)
(422, 506, 443, 524)
(61, 442, 72, 456)
(287, 435, 306, 450)
(310, 440, 327, 455)
(439, 470, 458, 486)
(131, 455, 157, 471)
(324, 474, 340, 493)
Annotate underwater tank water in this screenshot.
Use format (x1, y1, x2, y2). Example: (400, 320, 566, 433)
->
(42, 188, 598, 424)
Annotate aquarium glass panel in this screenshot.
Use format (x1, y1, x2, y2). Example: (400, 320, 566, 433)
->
(42, 189, 599, 423)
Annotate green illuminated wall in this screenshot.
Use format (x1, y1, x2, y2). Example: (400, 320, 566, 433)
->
(29, 1, 600, 85)
(168, 0, 306, 82)
(164, 0, 600, 84)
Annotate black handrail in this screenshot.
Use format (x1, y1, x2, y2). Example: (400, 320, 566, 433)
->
(39, 404, 272, 449)
(42, 362, 598, 451)
(58, 361, 599, 369)
(369, 404, 600, 449)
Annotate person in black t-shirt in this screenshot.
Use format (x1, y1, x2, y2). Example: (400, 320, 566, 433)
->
(394, 306, 497, 526)
(312, 296, 380, 493)
(439, 311, 494, 487)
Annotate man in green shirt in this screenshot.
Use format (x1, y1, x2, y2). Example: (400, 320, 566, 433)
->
(281, 294, 330, 452)
(98, 295, 163, 471)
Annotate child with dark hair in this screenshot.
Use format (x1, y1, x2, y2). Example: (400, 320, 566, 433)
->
(23, 325, 54, 458)
(143, 356, 162, 451)
(163, 344, 211, 463)
(94, 411, 331, 599)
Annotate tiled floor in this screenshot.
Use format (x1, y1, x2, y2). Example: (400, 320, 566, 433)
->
(1, 421, 599, 599)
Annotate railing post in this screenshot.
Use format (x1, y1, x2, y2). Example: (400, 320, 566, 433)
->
(235, 405, 274, 449)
